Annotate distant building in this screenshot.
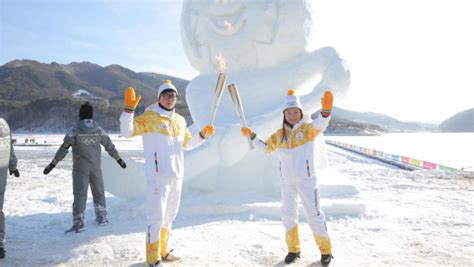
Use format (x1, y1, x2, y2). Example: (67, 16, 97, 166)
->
(73, 89, 109, 106)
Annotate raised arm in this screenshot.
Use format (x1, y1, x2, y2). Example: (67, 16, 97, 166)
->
(312, 91, 333, 131)
(120, 87, 143, 137)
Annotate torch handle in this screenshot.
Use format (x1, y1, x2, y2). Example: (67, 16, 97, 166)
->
(228, 84, 255, 150)
(209, 73, 227, 125)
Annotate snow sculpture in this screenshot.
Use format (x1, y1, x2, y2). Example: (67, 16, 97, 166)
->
(102, 0, 356, 209)
(180, 0, 350, 191)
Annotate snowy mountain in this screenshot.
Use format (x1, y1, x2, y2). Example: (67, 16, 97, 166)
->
(325, 115, 385, 135)
(0, 60, 191, 132)
(439, 108, 474, 132)
(331, 107, 438, 132)
(1, 59, 429, 134)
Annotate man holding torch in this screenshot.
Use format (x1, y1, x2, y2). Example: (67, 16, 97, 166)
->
(120, 80, 215, 267)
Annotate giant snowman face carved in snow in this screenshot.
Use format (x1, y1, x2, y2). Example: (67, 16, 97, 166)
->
(181, 0, 317, 73)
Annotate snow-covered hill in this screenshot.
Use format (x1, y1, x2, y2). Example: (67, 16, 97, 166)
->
(2, 136, 472, 266)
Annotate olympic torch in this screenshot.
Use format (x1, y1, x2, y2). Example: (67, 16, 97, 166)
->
(228, 83, 255, 149)
(209, 53, 228, 125)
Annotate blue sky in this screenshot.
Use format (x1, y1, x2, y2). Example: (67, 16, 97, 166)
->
(1, 0, 195, 77)
(1, 0, 473, 122)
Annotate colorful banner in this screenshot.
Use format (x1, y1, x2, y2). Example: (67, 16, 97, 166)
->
(401, 156, 410, 164)
(438, 164, 457, 172)
(423, 161, 438, 170)
(409, 158, 422, 167)
(325, 139, 457, 172)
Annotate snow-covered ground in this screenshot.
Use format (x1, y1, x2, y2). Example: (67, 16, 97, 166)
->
(2, 135, 473, 266)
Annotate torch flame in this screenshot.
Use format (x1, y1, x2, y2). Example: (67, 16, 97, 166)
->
(224, 20, 233, 31)
(215, 52, 227, 73)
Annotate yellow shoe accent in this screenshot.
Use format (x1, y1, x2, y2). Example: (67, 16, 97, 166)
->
(146, 240, 161, 265)
(286, 226, 301, 253)
(160, 228, 171, 257)
(314, 234, 332, 255)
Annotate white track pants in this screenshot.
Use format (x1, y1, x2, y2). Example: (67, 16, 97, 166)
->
(281, 175, 332, 254)
(146, 177, 182, 243)
(146, 176, 182, 264)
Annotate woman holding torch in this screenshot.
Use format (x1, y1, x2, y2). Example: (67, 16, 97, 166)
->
(241, 89, 334, 266)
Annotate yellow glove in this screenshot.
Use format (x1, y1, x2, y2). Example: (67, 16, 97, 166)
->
(241, 127, 257, 140)
(321, 90, 333, 117)
(200, 125, 215, 138)
(241, 127, 253, 137)
(124, 87, 142, 112)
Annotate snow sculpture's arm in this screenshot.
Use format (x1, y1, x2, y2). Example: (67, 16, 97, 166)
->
(297, 47, 350, 116)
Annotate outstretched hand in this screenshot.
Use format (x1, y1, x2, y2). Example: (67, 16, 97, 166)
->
(200, 125, 215, 138)
(43, 163, 56, 175)
(116, 158, 127, 169)
(241, 127, 255, 138)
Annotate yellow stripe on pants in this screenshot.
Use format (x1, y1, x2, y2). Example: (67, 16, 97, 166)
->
(146, 240, 160, 264)
(314, 234, 332, 254)
(160, 228, 170, 257)
(286, 225, 301, 253)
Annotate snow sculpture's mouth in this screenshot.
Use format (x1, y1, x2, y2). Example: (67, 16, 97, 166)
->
(204, 1, 246, 36)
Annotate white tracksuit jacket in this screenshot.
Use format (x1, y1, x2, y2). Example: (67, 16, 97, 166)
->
(120, 104, 204, 264)
(254, 114, 332, 254)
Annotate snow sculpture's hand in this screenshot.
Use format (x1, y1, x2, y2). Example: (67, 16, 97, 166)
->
(200, 125, 215, 138)
(43, 163, 56, 175)
(124, 87, 141, 113)
(320, 91, 333, 118)
(9, 169, 20, 177)
(116, 158, 127, 169)
(241, 127, 256, 140)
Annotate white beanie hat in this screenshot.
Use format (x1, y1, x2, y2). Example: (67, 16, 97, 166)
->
(283, 89, 302, 111)
(157, 80, 178, 98)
